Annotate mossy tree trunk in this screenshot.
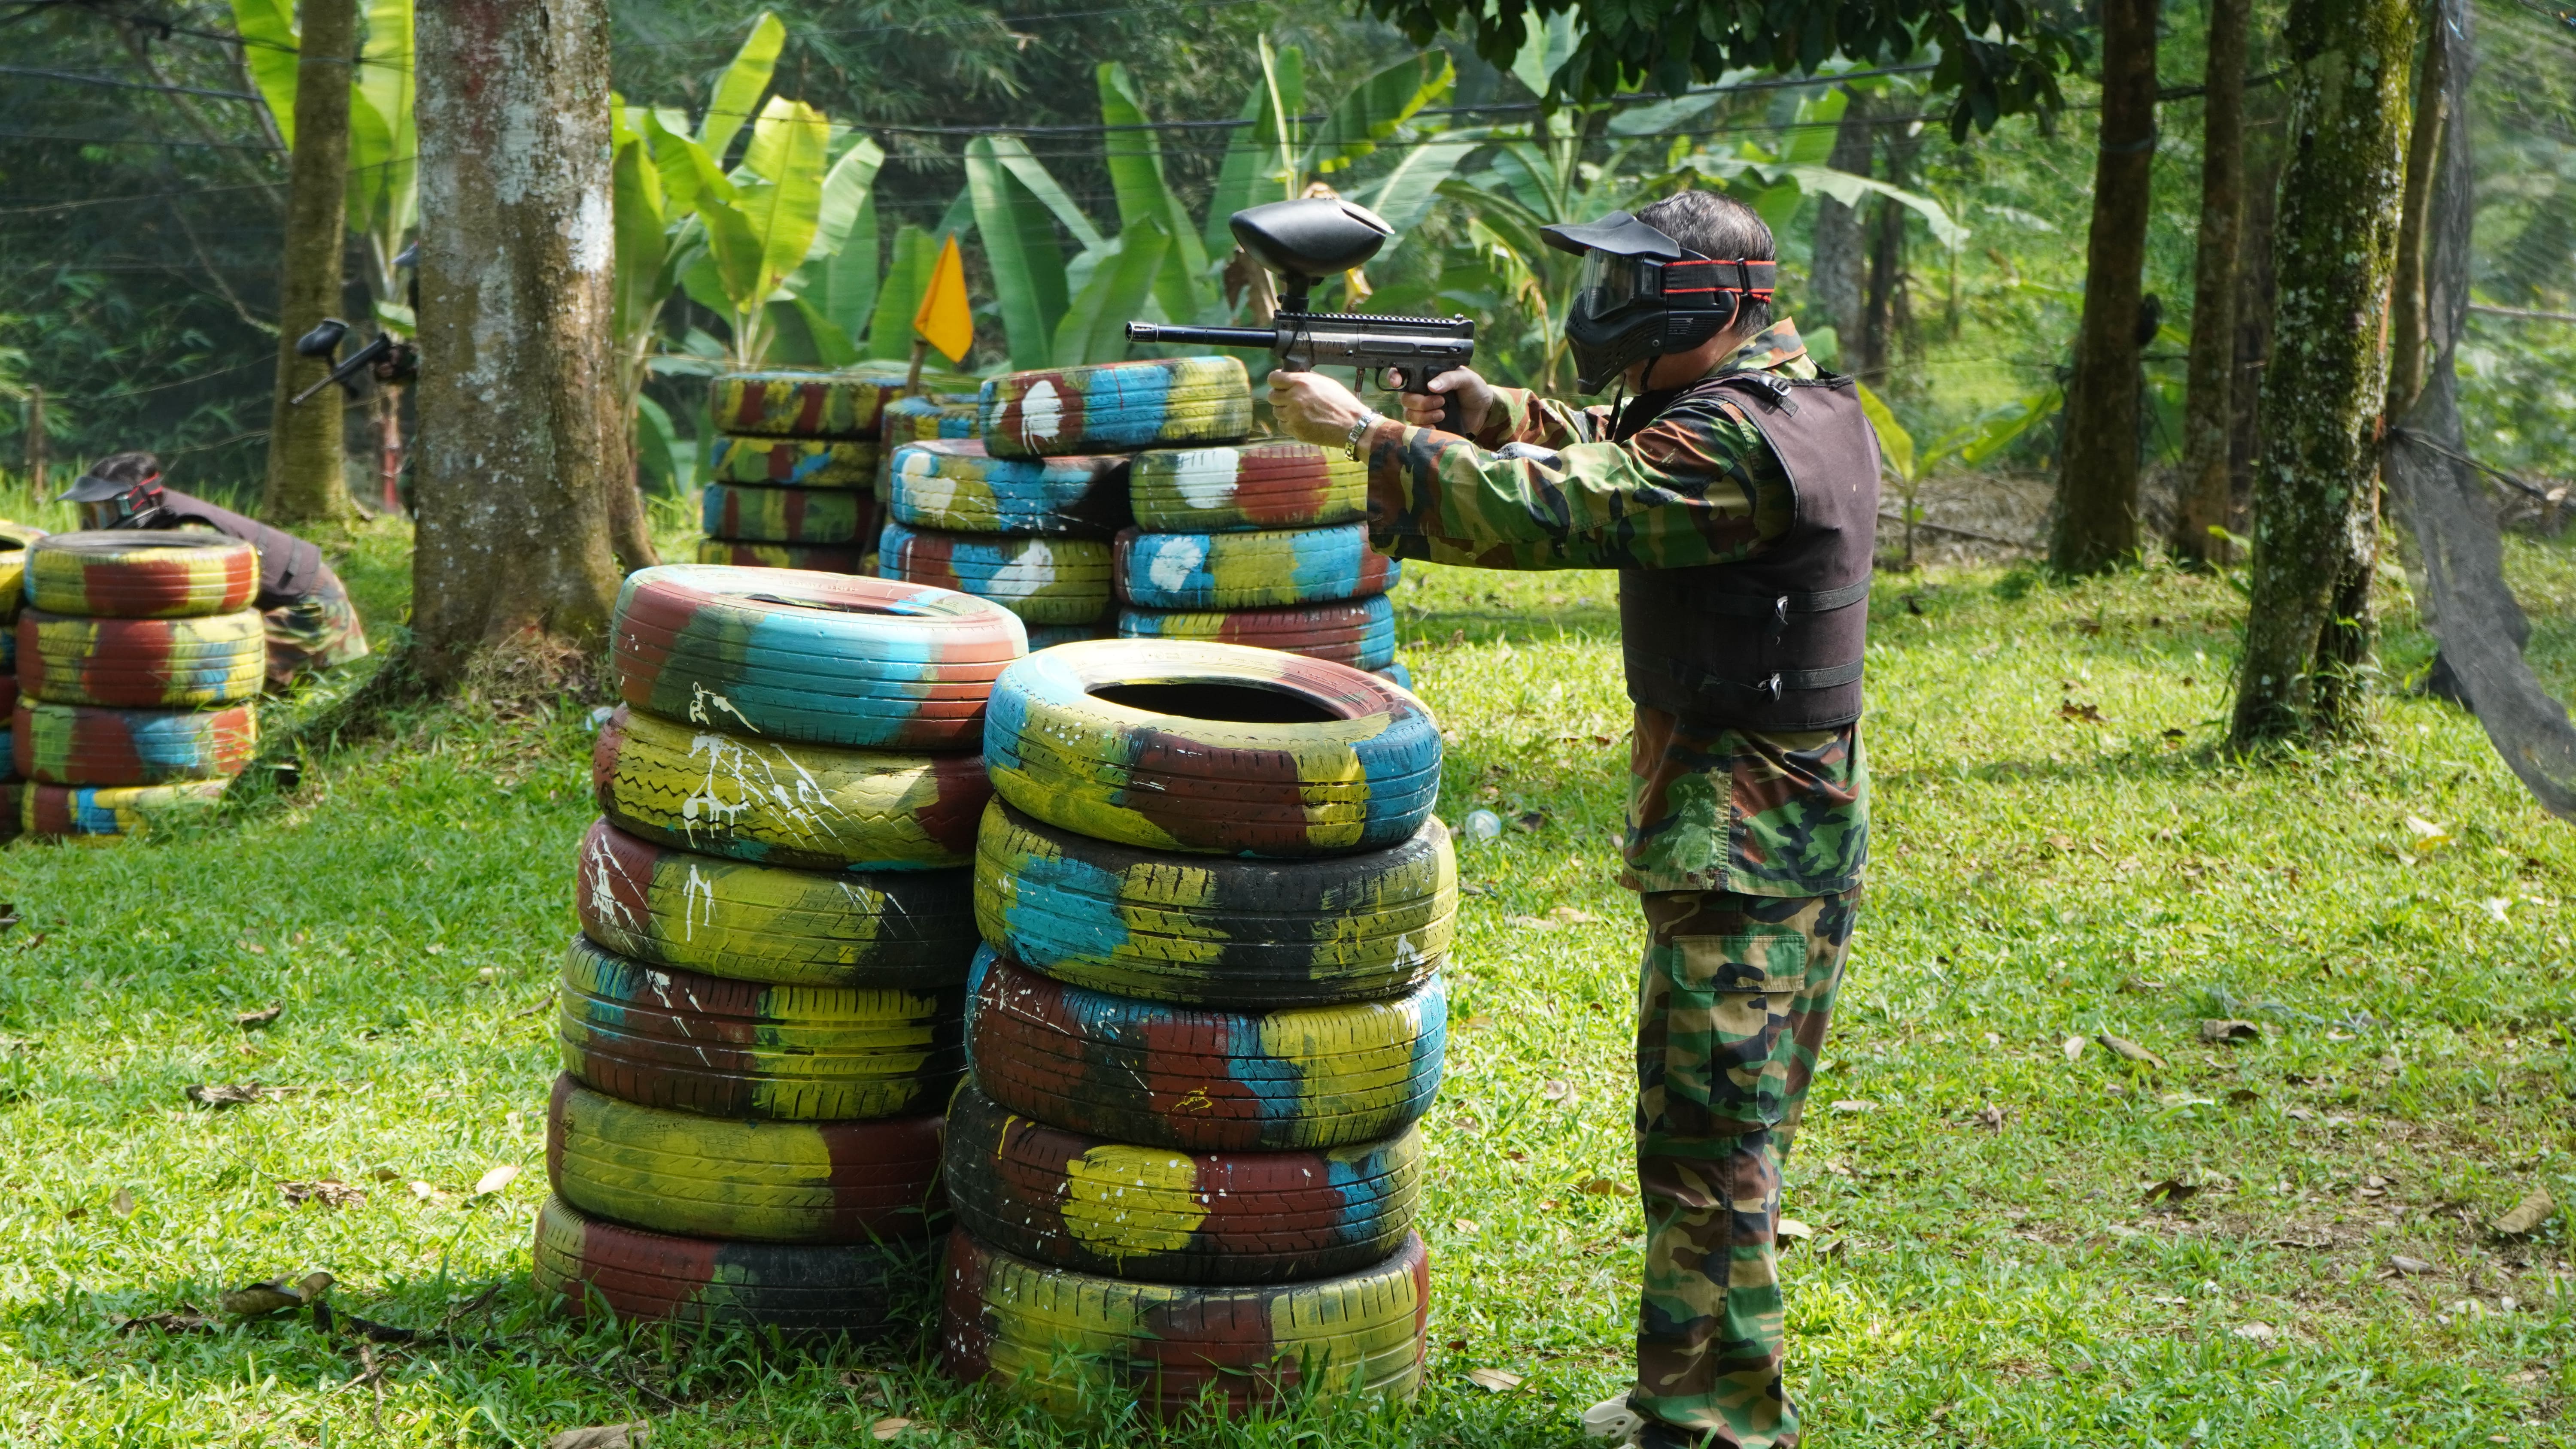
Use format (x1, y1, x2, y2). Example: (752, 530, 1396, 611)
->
(410, 0, 624, 688)
(2174, 0, 2252, 567)
(1809, 91, 1874, 349)
(2048, 0, 2159, 575)
(260, 0, 358, 527)
(2229, 0, 2424, 749)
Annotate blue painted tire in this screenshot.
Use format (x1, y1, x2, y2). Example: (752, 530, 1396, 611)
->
(973, 800, 1453, 1006)
(980, 358, 1252, 459)
(1376, 662, 1413, 691)
(888, 441, 1130, 537)
(1129, 442, 1364, 532)
(982, 639, 1441, 857)
(1117, 596, 1395, 670)
(966, 946, 1445, 1150)
(876, 523, 1114, 626)
(613, 565, 1026, 752)
(1116, 524, 1400, 610)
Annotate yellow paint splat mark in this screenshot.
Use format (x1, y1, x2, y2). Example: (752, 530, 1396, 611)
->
(1059, 1144, 1206, 1255)
(1172, 1087, 1215, 1117)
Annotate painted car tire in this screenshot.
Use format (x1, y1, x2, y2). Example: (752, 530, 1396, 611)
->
(983, 639, 1442, 857)
(944, 1080, 1421, 1285)
(612, 564, 1024, 752)
(875, 523, 1114, 626)
(705, 436, 878, 487)
(692, 539, 869, 573)
(546, 1075, 946, 1244)
(707, 364, 967, 440)
(24, 531, 260, 618)
(558, 936, 965, 1122)
(532, 1195, 911, 1334)
(940, 1228, 1429, 1420)
(887, 441, 1131, 537)
(1116, 524, 1400, 611)
(21, 779, 228, 839)
(13, 699, 257, 786)
(0, 783, 20, 843)
(980, 358, 1252, 460)
(0, 521, 47, 625)
(1117, 595, 1396, 670)
(15, 609, 266, 708)
(968, 948, 1445, 1151)
(880, 394, 982, 446)
(1376, 662, 1414, 691)
(1129, 443, 1366, 532)
(592, 704, 987, 872)
(975, 801, 1454, 1005)
(700, 484, 875, 546)
(575, 818, 979, 989)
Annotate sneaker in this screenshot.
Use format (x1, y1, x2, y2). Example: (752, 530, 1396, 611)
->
(1582, 1396, 1645, 1443)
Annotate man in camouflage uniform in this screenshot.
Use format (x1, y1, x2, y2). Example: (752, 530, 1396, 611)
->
(1270, 190, 1874, 1449)
(60, 452, 371, 687)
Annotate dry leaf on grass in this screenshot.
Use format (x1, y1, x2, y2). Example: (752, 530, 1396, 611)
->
(2403, 815, 2452, 849)
(1512, 811, 1546, 832)
(281, 1180, 366, 1209)
(1777, 1218, 1814, 1240)
(1450, 1218, 1479, 1235)
(2119, 975, 2169, 994)
(2494, 1188, 2556, 1237)
(868, 1419, 911, 1442)
(2062, 1036, 2087, 1062)
(219, 1271, 332, 1317)
(2097, 1034, 2167, 1069)
(547, 1425, 649, 1449)
(2200, 1019, 2261, 1044)
(2141, 1179, 2202, 1206)
(1976, 1103, 2009, 1131)
(1539, 1079, 1573, 1102)
(235, 1004, 283, 1030)
(2387, 1255, 2437, 1276)
(1549, 906, 1601, 924)
(471, 1165, 521, 1197)
(2057, 702, 2106, 724)
(1465, 1367, 1525, 1393)
(2226, 1088, 2260, 1105)
(110, 1188, 135, 1218)
(1829, 1099, 1877, 1113)
(2231, 1322, 2277, 1343)
(185, 1083, 276, 1108)
(117, 1307, 218, 1334)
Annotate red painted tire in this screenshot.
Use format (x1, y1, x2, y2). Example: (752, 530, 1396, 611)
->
(944, 1080, 1421, 1284)
(708, 364, 966, 440)
(693, 539, 869, 573)
(24, 532, 259, 618)
(546, 1074, 947, 1243)
(612, 564, 1024, 752)
(1129, 442, 1366, 532)
(1117, 595, 1396, 670)
(558, 936, 965, 1122)
(701, 484, 876, 545)
(575, 818, 978, 989)
(705, 436, 878, 487)
(533, 1194, 914, 1334)
(21, 779, 228, 839)
(14, 609, 265, 708)
(12, 699, 257, 785)
(875, 524, 1115, 626)
(980, 358, 1252, 459)
(940, 1229, 1429, 1420)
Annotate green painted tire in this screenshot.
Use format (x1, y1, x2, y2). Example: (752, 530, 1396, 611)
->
(984, 639, 1443, 857)
(533, 1194, 915, 1334)
(940, 1228, 1429, 1420)
(707, 363, 968, 440)
(1129, 442, 1365, 531)
(887, 440, 1131, 537)
(21, 779, 228, 839)
(1116, 523, 1401, 610)
(700, 484, 875, 545)
(875, 523, 1115, 625)
(692, 538, 869, 573)
(558, 937, 964, 1121)
(574, 818, 979, 988)
(13, 698, 257, 785)
(705, 436, 879, 487)
(545, 1075, 946, 1243)
(980, 357, 1252, 459)
(974, 799, 1454, 1005)
(25, 531, 259, 618)
(15, 608, 266, 708)
(1116, 595, 1396, 670)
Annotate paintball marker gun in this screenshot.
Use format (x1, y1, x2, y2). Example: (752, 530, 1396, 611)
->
(290, 317, 418, 407)
(1125, 198, 1476, 432)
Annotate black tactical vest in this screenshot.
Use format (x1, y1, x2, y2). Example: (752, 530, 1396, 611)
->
(1614, 370, 1880, 729)
(145, 488, 329, 607)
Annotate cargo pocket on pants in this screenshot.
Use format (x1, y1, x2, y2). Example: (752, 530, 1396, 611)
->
(1660, 932, 1807, 1139)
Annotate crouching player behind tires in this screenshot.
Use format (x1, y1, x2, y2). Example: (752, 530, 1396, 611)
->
(59, 452, 371, 688)
(1270, 190, 1874, 1449)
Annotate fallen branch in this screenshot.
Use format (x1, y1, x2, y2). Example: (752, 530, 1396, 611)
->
(1879, 512, 2038, 550)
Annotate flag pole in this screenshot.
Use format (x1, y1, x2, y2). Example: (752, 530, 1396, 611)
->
(905, 336, 929, 397)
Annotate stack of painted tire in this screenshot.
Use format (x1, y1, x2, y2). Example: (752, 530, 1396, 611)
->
(535, 565, 1025, 1335)
(883, 358, 1255, 652)
(13, 532, 262, 841)
(0, 522, 45, 841)
(1116, 440, 1411, 688)
(942, 638, 1451, 1419)
(701, 363, 968, 575)
(876, 392, 981, 502)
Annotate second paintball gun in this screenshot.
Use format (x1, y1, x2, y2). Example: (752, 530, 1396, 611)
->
(1125, 198, 1476, 432)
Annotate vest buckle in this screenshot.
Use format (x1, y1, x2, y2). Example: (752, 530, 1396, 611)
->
(1762, 671, 1783, 700)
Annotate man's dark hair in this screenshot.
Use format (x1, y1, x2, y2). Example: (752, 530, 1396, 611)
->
(88, 451, 163, 485)
(1636, 189, 1774, 333)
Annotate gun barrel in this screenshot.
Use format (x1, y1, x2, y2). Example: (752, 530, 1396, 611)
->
(1124, 322, 1276, 348)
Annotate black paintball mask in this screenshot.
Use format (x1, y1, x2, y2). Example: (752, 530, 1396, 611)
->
(57, 454, 169, 530)
(1540, 211, 1777, 393)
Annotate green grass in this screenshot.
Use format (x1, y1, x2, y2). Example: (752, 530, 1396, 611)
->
(0, 533, 2570, 1447)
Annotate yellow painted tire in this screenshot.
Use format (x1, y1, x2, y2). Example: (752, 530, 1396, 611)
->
(944, 1079, 1422, 1284)
(592, 704, 989, 871)
(24, 531, 259, 618)
(887, 440, 1131, 537)
(558, 937, 964, 1122)
(15, 608, 266, 708)
(705, 436, 878, 487)
(1129, 442, 1365, 531)
(967, 948, 1444, 1150)
(940, 1228, 1428, 1421)
(984, 639, 1443, 858)
(533, 1195, 913, 1334)
(0, 521, 48, 625)
(980, 357, 1252, 459)
(574, 818, 979, 988)
(875, 524, 1115, 625)
(545, 1075, 946, 1243)
(21, 779, 228, 839)
(708, 363, 969, 440)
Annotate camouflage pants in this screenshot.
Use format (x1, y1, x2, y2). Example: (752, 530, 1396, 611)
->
(1631, 886, 1858, 1449)
(263, 579, 370, 688)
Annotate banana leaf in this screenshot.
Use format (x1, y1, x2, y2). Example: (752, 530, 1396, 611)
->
(1257, 40, 1305, 200)
(1097, 63, 1209, 322)
(1365, 132, 1488, 244)
(228, 0, 299, 147)
(1854, 380, 1915, 482)
(1509, 9, 1580, 99)
(1202, 82, 1272, 261)
(355, 0, 415, 242)
(966, 136, 1072, 370)
(635, 394, 693, 497)
(980, 136, 1102, 252)
(1053, 217, 1168, 367)
(867, 225, 938, 361)
(699, 11, 784, 165)
(1307, 53, 1453, 175)
(765, 297, 858, 368)
(645, 111, 728, 218)
(612, 137, 674, 350)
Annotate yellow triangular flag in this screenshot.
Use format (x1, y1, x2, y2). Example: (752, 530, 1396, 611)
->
(913, 234, 973, 366)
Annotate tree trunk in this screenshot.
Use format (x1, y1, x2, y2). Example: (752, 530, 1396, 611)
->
(2173, 0, 2252, 566)
(2227, 109, 2286, 522)
(2229, 0, 2423, 749)
(1810, 91, 1873, 350)
(260, 0, 358, 526)
(2048, 0, 2159, 575)
(609, 458, 662, 575)
(410, 0, 625, 688)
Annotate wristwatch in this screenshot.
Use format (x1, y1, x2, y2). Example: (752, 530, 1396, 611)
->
(1345, 412, 1385, 461)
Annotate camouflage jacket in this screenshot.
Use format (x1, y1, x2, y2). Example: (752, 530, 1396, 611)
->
(1361, 319, 1867, 898)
